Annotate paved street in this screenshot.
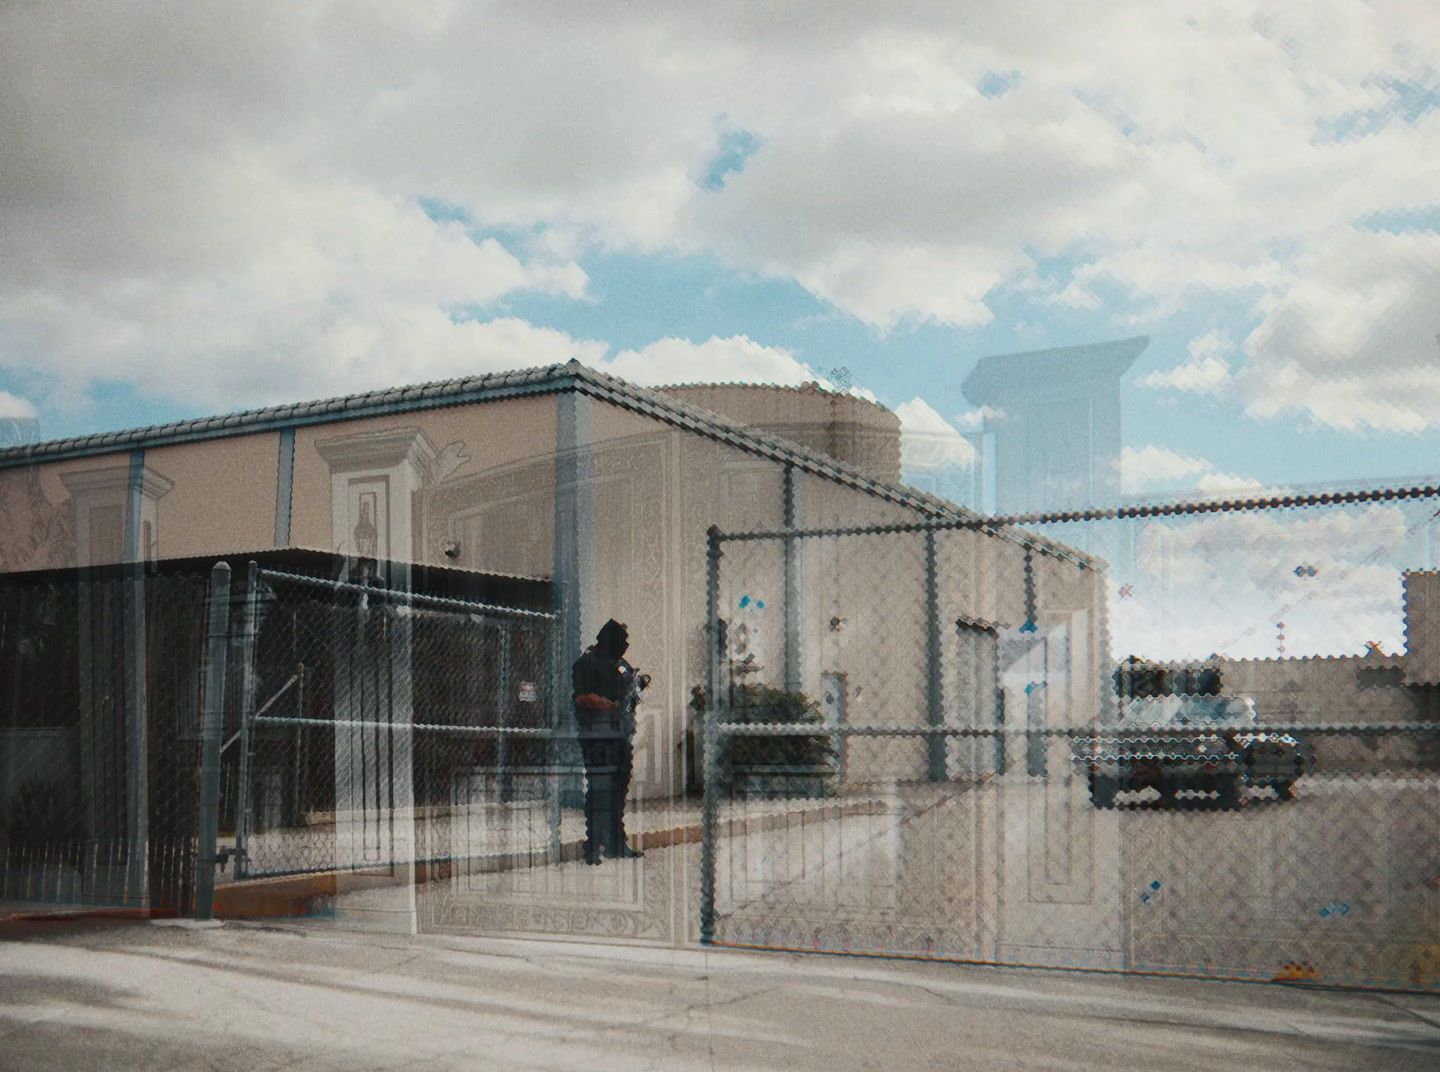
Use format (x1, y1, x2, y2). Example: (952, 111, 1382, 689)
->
(2, 917, 1439, 1071)
(200, 771, 1440, 990)
(710, 774, 1440, 987)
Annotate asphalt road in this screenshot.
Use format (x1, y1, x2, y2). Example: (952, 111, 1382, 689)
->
(2, 916, 1438, 1071)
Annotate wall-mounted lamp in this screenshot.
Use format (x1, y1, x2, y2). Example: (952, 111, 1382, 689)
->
(443, 540, 461, 559)
(829, 616, 847, 633)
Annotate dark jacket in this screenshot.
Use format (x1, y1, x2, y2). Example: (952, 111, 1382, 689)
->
(573, 620, 638, 732)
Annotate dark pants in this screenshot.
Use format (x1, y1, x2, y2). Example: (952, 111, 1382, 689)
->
(577, 712, 634, 861)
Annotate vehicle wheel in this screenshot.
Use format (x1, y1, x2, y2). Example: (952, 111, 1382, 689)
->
(1156, 770, 1180, 807)
(1089, 773, 1118, 808)
(1215, 773, 1242, 810)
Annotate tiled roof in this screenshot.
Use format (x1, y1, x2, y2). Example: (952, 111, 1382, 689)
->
(654, 379, 896, 416)
(0, 359, 1095, 567)
(0, 365, 560, 465)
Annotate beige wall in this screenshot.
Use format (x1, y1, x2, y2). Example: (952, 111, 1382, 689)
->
(1213, 654, 1423, 769)
(2, 390, 1112, 795)
(657, 384, 903, 483)
(2, 394, 562, 579)
(1, 453, 137, 572)
(290, 394, 558, 576)
(147, 434, 279, 560)
(584, 402, 793, 798)
(798, 470, 913, 529)
(1403, 571, 1440, 684)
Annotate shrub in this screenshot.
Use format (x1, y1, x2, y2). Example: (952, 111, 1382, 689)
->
(714, 682, 838, 798)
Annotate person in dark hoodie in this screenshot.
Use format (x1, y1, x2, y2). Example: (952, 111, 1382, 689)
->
(573, 619, 649, 863)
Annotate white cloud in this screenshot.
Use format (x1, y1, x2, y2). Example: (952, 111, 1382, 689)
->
(602, 335, 820, 387)
(1118, 444, 1265, 498)
(955, 404, 1006, 430)
(1119, 445, 1211, 489)
(1, 1, 1438, 408)
(0, 391, 37, 419)
(0, 162, 592, 410)
(1140, 330, 1235, 393)
(1238, 230, 1440, 433)
(1108, 503, 1415, 660)
(1193, 471, 1267, 496)
(895, 396, 977, 472)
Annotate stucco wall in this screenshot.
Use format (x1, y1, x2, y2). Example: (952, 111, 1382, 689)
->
(1403, 571, 1440, 684)
(1212, 654, 1423, 769)
(585, 401, 792, 798)
(657, 383, 903, 484)
(0, 453, 140, 572)
(2, 389, 1113, 797)
(289, 394, 558, 577)
(146, 434, 279, 560)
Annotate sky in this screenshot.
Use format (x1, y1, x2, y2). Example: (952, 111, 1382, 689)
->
(3, 2, 1439, 659)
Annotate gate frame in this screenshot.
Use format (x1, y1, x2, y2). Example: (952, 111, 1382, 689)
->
(229, 562, 560, 889)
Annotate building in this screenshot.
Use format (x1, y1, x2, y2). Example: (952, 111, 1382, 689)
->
(5, 360, 1435, 986)
(0, 360, 1100, 812)
(961, 336, 1147, 517)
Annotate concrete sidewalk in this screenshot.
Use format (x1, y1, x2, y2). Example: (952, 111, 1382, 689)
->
(2, 918, 1438, 1071)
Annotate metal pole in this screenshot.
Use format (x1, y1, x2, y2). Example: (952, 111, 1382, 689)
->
(700, 526, 723, 944)
(925, 528, 945, 781)
(545, 615, 563, 860)
(782, 465, 802, 694)
(193, 562, 232, 919)
(122, 449, 149, 908)
(497, 621, 512, 802)
(992, 630, 1006, 775)
(234, 561, 261, 879)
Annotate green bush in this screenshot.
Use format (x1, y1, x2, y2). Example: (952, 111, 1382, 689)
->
(716, 683, 838, 798)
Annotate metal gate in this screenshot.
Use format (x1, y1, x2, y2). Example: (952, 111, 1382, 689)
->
(220, 563, 679, 942)
(225, 566, 561, 919)
(699, 491, 1440, 993)
(1, 568, 217, 916)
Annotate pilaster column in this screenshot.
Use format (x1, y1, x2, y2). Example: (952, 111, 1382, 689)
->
(314, 427, 438, 932)
(60, 459, 172, 905)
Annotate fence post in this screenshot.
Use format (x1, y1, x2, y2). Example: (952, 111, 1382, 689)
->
(546, 611, 563, 860)
(925, 527, 946, 781)
(497, 621, 513, 803)
(782, 465, 803, 694)
(234, 561, 261, 879)
(700, 525, 723, 945)
(193, 562, 232, 919)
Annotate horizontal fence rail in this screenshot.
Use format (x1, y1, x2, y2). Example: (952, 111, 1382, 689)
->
(712, 721, 1440, 737)
(256, 567, 558, 620)
(251, 716, 557, 736)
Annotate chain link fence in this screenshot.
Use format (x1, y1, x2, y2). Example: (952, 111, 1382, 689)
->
(0, 568, 218, 913)
(0, 560, 560, 918)
(231, 568, 562, 887)
(700, 491, 1440, 992)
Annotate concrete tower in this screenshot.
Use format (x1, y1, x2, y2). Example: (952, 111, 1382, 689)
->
(962, 336, 1147, 516)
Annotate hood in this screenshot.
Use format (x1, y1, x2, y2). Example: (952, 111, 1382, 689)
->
(596, 619, 629, 660)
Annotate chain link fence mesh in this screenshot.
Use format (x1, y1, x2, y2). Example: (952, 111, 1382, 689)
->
(0, 570, 215, 912)
(234, 569, 561, 884)
(704, 499, 1440, 991)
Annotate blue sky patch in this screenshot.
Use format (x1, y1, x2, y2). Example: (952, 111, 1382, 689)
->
(977, 70, 1022, 98)
(700, 128, 762, 191)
